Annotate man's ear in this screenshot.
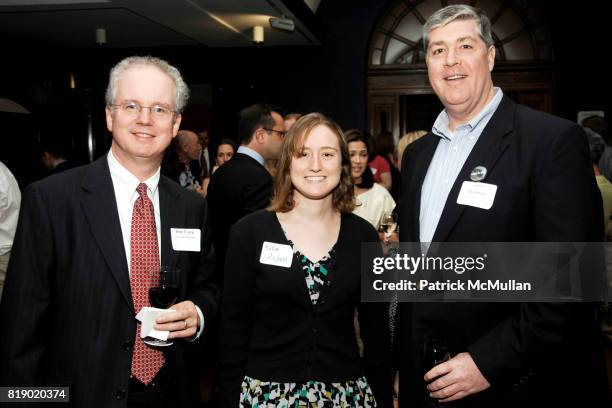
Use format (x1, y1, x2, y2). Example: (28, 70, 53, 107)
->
(487, 45, 496, 72)
(254, 128, 266, 144)
(105, 106, 114, 132)
(172, 114, 182, 138)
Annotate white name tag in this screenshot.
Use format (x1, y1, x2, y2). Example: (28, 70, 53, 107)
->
(171, 228, 201, 252)
(456, 181, 497, 210)
(259, 241, 293, 268)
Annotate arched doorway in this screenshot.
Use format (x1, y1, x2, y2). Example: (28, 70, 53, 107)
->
(367, 0, 554, 140)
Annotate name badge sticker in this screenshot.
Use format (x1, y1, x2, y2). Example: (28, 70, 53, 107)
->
(259, 241, 293, 268)
(171, 228, 201, 252)
(456, 181, 497, 210)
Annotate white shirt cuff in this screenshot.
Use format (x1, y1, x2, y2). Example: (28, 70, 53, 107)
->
(193, 305, 205, 340)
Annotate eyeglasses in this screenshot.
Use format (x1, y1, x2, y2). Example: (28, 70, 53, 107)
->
(264, 128, 286, 138)
(110, 102, 176, 121)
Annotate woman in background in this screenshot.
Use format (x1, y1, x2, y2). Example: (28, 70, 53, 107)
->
(212, 138, 237, 173)
(396, 130, 428, 171)
(219, 113, 392, 407)
(374, 130, 400, 200)
(347, 131, 396, 232)
(201, 138, 236, 196)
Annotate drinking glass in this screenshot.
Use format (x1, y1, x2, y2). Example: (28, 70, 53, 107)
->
(380, 212, 398, 241)
(143, 266, 179, 347)
(423, 339, 451, 407)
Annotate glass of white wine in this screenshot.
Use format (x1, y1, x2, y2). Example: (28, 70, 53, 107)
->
(380, 212, 398, 242)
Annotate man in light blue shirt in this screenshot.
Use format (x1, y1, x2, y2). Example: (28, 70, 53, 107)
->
(207, 103, 285, 275)
(397, 4, 606, 408)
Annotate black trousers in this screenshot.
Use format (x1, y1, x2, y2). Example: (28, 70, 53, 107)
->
(127, 367, 172, 408)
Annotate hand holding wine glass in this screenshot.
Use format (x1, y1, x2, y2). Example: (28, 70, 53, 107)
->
(424, 350, 490, 404)
(422, 339, 451, 407)
(150, 267, 200, 341)
(143, 266, 180, 347)
(154, 300, 200, 340)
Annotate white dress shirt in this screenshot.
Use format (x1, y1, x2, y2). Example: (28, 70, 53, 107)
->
(0, 161, 21, 256)
(107, 149, 204, 337)
(202, 147, 210, 172)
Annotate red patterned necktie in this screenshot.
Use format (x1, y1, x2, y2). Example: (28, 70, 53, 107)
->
(130, 182, 164, 384)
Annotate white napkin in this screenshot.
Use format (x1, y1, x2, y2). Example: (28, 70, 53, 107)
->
(136, 307, 176, 341)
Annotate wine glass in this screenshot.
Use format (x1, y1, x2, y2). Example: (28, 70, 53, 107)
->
(380, 212, 398, 242)
(422, 339, 451, 407)
(144, 266, 179, 347)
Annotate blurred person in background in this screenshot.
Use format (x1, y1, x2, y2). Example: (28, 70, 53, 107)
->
(396, 130, 428, 171)
(201, 138, 237, 197)
(0, 161, 20, 301)
(347, 130, 396, 232)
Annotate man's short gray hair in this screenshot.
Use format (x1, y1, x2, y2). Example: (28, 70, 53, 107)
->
(423, 5, 494, 51)
(105, 56, 190, 113)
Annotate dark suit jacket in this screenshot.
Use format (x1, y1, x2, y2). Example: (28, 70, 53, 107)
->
(206, 152, 273, 274)
(219, 210, 392, 407)
(0, 156, 220, 408)
(397, 96, 609, 407)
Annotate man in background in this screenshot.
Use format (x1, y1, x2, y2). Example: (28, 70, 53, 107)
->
(207, 103, 284, 275)
(176, 129, 204, 191)
(198, 130, 211, 173)
(40, 140, 74, 176)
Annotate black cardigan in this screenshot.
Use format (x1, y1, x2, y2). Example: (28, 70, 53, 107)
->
(219, 209, 392, 407)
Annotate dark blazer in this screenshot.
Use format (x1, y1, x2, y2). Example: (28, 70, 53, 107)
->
(0, 156, 220, 408)
(206, 152, 273, 273)
(397, 96, 609, 407)
(219, 210, 392, 407)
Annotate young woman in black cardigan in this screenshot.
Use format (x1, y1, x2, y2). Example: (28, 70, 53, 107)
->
(219, 113, 392, 407)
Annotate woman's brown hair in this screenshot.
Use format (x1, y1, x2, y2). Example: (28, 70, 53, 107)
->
(268, 112, 356, 214)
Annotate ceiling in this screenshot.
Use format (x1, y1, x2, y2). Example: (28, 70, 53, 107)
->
(0, 0, 322, 48)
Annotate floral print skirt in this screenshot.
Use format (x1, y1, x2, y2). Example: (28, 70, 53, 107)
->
(240, 375, 377, 407)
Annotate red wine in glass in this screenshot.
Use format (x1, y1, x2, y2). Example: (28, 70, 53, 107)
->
(149, 267, 179, 309)
(142, 267, 180, 347)
(149, 286, 178, 309)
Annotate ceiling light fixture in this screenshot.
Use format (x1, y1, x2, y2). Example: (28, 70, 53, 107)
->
(95, 28, 106, 45)
(253, 26, 264, 45)
(269, 17, 295, 32)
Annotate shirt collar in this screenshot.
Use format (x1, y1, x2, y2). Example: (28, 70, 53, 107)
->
(237, 146, 265, 166)
(432, 87, 503, 140)
(107, 148, 160, 198)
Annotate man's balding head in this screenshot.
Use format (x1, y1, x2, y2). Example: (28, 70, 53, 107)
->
(176, 130, 202, 162)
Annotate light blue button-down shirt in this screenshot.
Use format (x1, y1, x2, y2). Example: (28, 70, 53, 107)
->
(237, 146, 265, 166)
(419, 88, 503, 243)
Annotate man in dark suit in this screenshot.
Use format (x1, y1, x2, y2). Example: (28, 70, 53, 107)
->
(397, 5, 608, 407)
(206, 103, 284, 274)
(0, 56, 219, 407)
(40, 136, 75, 176)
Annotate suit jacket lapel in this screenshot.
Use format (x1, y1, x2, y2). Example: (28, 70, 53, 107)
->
(432, 96, 516, 243)
(81, 157, 133, 313)
(159, 176, 182, 269)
